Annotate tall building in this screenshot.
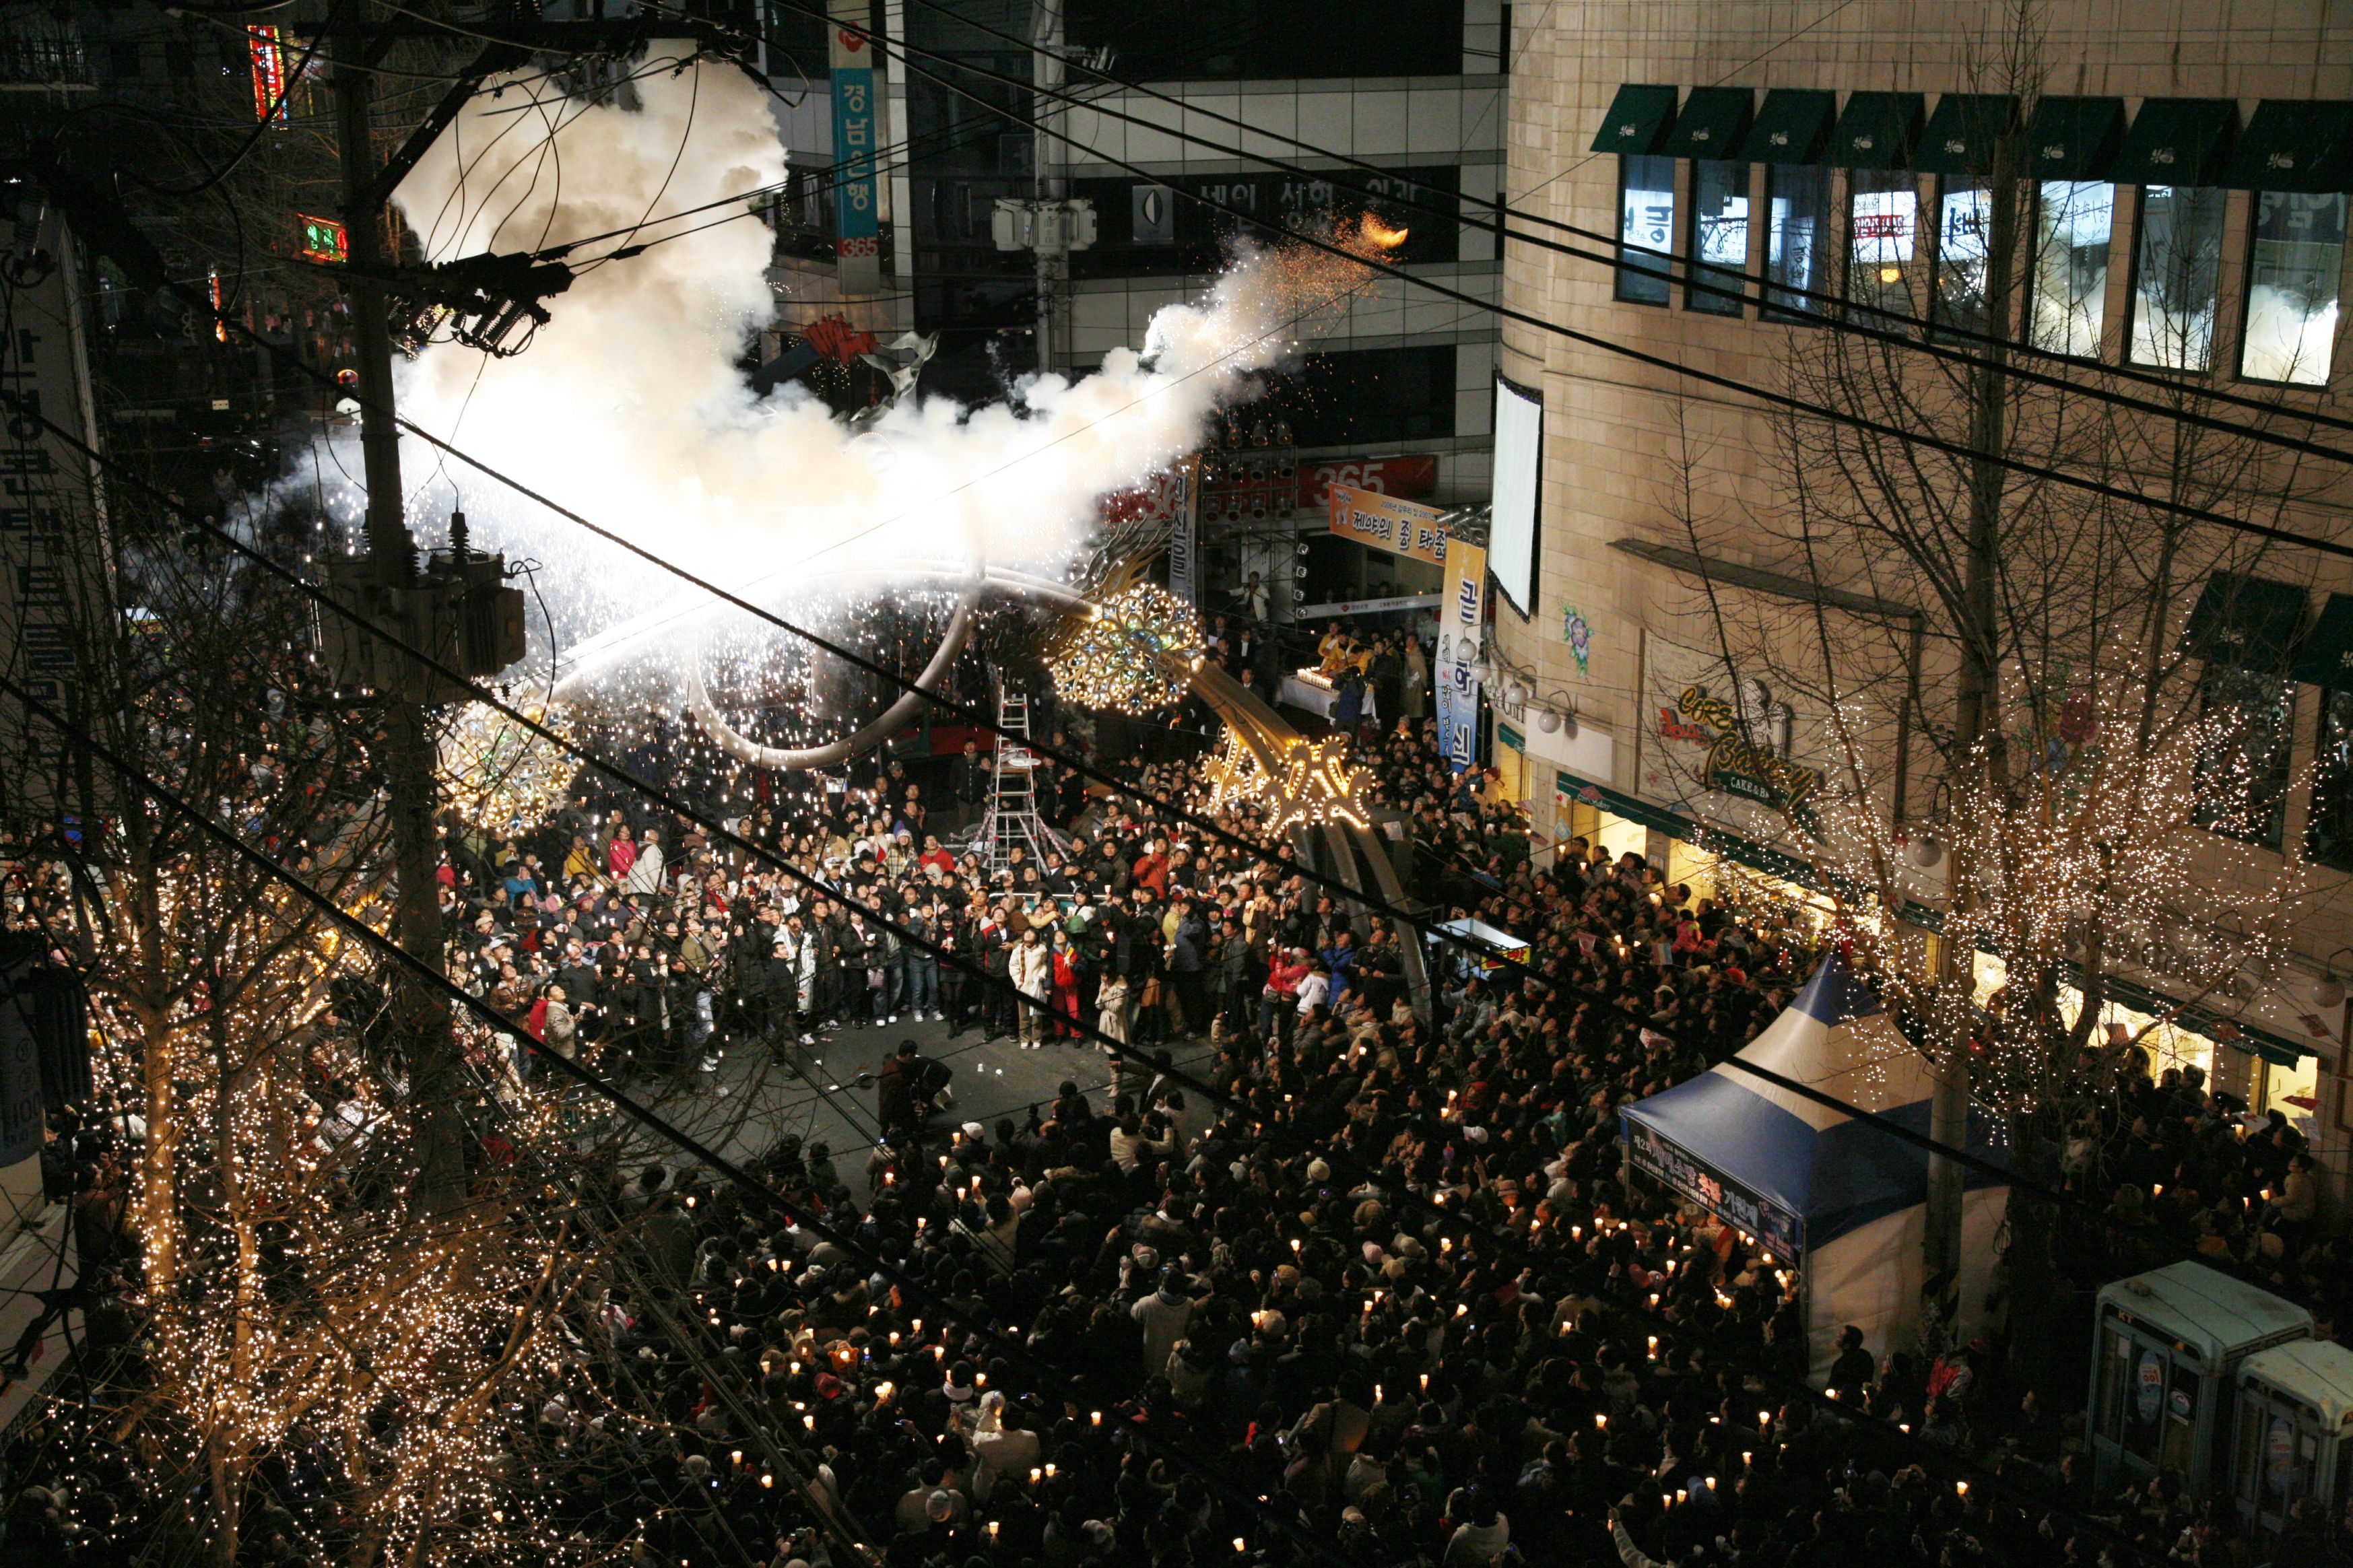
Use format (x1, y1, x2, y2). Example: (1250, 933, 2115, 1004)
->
(888, 0, 1507, 615)
(1491, 1, 2353, 1186)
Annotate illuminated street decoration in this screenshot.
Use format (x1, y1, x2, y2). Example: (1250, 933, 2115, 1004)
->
(1203, 727, 1368, 833)
(1047, 582, 1205, 714)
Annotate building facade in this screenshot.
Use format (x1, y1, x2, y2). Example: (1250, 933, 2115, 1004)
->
(1492, 0, 2353, 1181)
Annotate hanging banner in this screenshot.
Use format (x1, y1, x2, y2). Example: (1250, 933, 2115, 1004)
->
(828, 0, 884, 296)
(1327, 483, 1448, 566)
(1436, 540, 1486, 772)
(1164, 458, 1201, 603)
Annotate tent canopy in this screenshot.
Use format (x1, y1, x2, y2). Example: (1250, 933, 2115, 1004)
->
(1620, 951, 2006, 1253)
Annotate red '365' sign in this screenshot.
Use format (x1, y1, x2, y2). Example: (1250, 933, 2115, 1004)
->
(1296, 454, 1437, 509)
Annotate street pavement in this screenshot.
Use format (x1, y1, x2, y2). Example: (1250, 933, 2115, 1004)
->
(636, 1007, 1223, 1206)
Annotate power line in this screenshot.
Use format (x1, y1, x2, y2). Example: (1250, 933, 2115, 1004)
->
(875, 0, 2353, 450)
(753, 3, 2353, 564)
(0, 542, 2189, 1568)
(764, 0, 2353, 489)
(150, 210, 2353, 1138)
(0, 681, 1369, 1568)
(40, 48, 2323, 1272)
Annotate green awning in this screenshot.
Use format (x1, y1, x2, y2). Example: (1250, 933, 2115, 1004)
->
(1912, 93, 2017, 175)
(1659, 85, 1753, 160)
(1737, 88, 1836, 164)
(2185, 572, 2310, 671)
(2220, 100, 2353, 192)
(2292, 592, 2353, 687)
(2024, 96, 2125, 178)
(1590, 83, 1679, 156)
(2111, 98, 2239, 186)
(1826, 90, 1925, 168)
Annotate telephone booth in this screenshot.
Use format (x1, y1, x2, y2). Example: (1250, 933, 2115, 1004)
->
(2232, 1339, 2353, 1557)
(2089, 1262, 2311, 1495)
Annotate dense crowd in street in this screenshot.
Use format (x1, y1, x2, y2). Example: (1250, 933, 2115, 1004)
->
(5, 634, 2350, 1568)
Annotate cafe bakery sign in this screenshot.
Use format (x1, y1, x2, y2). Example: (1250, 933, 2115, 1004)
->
(1643, 632, 1824, 817)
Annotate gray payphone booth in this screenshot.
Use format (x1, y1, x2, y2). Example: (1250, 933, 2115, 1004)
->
(2233, 1339, 2353, 1559)
(2090, 1262, 2312, 1494)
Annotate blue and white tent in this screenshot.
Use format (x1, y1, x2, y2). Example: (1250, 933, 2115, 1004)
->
(1620, 951, 2008, 1377)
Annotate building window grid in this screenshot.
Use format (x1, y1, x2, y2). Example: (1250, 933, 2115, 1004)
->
(1616, 154, 1676, 306)
(1847, 170, 1923, 326)
(1763, 163, 1833, 322)
(2240, 189, 2346, 388)
(2193, 669, 2294, 854)
(2029, 178, 2114, 358)
(1931, 176, 1991, 339)
(2307, 688, 2353, 873)
(1684, 160, 1748, 315)
(1609, 146, 2348, 389)
(2129, 184, 2226, 373)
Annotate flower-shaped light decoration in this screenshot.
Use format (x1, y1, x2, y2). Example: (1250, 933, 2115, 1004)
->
(1049, 582, 1207, 714)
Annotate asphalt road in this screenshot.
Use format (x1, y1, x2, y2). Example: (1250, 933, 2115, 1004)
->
(620, 1007, 1222, 1206)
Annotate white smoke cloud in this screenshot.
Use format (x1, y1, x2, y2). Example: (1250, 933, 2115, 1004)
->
(334, 49, 1364, 694)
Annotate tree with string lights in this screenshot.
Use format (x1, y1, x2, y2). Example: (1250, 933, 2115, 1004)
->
(1647, 12, 2343, 1377)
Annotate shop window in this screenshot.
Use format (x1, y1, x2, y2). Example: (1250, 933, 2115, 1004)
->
(2030, 180, 2113, 357)
(1686, 160, 1748, 315)
(1847, 170, 1920, 323)
(1763, 164, 1832, 322)
(2129, 185, 2226, 371)
(1932, 177, 1991, 337)
(2306, 689, 2353, 871)
(2193, 669, 2294, 851)
(2241, 191, 2346, 386)
(1616, 154, 1676, 305)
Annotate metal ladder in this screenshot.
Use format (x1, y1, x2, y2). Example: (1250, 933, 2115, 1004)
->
(978, 675, 1052, 881)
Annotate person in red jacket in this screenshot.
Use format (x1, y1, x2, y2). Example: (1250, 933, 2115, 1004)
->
(1131, 838, 1171, 899)
(1259, 946, 1310, 1046)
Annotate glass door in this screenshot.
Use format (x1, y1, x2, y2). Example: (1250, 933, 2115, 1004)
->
(2098, 1320, 2201, 1482)
(2234, 1386, 2319, 1544)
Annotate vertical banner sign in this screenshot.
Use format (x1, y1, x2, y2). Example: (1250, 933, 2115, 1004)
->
(248, 26, 289, 125)
(828, 0, 884, 296)
(1165, 456, 1201, 603)
(0, 211, 105, 821)
(1436, 541, 1486, 772)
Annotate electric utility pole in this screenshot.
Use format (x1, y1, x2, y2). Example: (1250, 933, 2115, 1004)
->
(334, 50, 470, 1216)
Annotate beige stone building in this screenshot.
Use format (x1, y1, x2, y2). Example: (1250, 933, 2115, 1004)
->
(1488, 1, 2353, 1184)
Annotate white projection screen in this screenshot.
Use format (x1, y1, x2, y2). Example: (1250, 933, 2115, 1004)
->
(1490, 374, 1543, 617)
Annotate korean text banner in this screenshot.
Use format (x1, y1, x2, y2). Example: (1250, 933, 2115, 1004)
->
(1436, 541, 1487, 773)
(1327, 483, 1449, 566)
(828, 0, 884, 295)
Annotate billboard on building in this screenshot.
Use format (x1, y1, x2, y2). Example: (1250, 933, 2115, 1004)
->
(1640, 631, 1827, 833)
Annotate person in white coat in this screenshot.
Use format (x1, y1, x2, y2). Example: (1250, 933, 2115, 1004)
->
(1007, 927, 1052, 1047)
(624, 827, 666, 899)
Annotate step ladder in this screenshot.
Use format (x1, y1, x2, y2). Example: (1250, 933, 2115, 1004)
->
(976, 673, 1053, 883)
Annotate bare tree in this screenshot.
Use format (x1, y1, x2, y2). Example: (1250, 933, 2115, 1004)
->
(1650, 7, 2342, 1373)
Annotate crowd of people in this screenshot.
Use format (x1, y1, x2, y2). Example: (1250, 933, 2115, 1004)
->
(5, 629, 2350, 1568)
